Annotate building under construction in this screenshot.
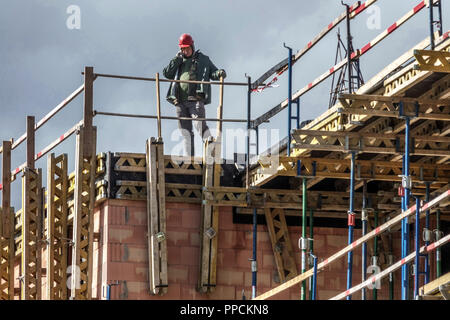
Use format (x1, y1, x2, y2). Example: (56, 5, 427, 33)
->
(1, 0, 450, 301)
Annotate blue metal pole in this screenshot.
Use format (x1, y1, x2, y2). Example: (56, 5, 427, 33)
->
(424, 183, 430, 284)
(311, 253, 318, 300)
(284, 43, 293, 155)
(346, 151, 356, 300)
(361, 181, 368, 300)
(246, 74, 257, 299)
(401, 115, 411, 300)
(252, 207, 257, 299)
(430, 0, 435, 50)
(106, 285, 111, 300)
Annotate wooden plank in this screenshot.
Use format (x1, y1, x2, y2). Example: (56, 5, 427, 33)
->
(254, 190, 450, 300)
(86, 127, 97, 300)
(156, 142, 168, 295)
(46, 154, 56, 300)
(264, 208, 298, 284)
(198, 139, 214, 293)
(420, 272, 450, 296)
(146, 138, 160, 295)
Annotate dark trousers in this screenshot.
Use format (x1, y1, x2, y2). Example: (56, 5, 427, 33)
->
(175, 101, 211, 156)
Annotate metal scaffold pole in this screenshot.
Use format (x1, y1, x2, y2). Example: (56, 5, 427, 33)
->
(346, 151, 356, 300)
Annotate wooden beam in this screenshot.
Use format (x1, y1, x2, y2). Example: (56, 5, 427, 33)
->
(198, 139, 215, 293)
(46, 153, 68, 300)
(146, 138, 161, 295)
(414, 49, 450, 73)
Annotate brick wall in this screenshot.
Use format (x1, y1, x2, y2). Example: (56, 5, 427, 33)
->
(93, 199, 406, 300)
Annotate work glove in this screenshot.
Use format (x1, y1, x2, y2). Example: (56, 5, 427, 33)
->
(176, 50, 184, 60)
(217, 69, 227, 79)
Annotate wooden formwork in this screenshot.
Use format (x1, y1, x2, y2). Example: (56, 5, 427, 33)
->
(70, 126, 97, 300)
(146, 138, 168, 295)
(46, 153, 69, 300)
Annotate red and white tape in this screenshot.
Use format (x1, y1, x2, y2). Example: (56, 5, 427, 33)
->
(254, 189, 450, 300)
(0, 121, 82, 190)
(330, 233, 450, 300)
(0, 84, 85, 155)
(286, 0, 432, 102)
(252, 0, 378, 93)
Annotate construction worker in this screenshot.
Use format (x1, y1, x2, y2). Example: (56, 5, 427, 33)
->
(163, 33, 226, 157)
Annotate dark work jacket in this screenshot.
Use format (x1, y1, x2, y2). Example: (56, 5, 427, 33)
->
(163, 50, 221, 105)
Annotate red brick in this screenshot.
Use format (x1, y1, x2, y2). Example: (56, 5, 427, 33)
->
(218, 248, 253, 269)
(322, 272, 347, 291)
(168, 265, 189, 284)
(109, 206, 126, 225)
(167, 245, 182, 265)
(326, 235, 349, 250)
(166, 229, 190, 246)
(166, 208, 183, 227)
(256, 231, 273, 251)
(218, 207, 234, 230)
(208, 285, 236, 300)
(126, 206, 147, 225)
(158, 283, 182, 300)
(262, 253, 276, 269)
(244, 271, 271, 289)
(216, 269, 244, 286)
(109, 243, 122, 262)
(190, 230, 201, 246)
(181, 209, 201, 229)
(107, 262, 149, 281)
(180, 246, 200, 266)
(188, 265, 198, 285)
(125, 281, 149, 296)
(125, 244, 148, 263)
(218, 230, 247, 249)
(108, 225, 147, 244)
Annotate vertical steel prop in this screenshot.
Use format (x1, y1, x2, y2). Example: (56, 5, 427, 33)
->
(301, 177, 307, 300)
(424, 183, 430, 284)
(346, 151, 356, 300)
(246, 75, 257, 299)
(284, 43, 293, 156)
(414, 197, 421, 299)
(361, 181, 368, 300)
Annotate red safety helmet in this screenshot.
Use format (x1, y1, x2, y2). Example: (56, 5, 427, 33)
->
(179, 33, 194, 48)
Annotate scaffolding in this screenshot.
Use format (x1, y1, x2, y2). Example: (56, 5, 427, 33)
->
(0, 0, 449, 301)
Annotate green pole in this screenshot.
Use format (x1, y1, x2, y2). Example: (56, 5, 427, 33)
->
(309, 208, 314, 300)
(373, 211, 378, 300)
(436, 209, 442, 278)
(301, 177, 307, 300)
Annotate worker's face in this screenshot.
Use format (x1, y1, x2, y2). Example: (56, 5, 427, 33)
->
(181, 46, 193, 58)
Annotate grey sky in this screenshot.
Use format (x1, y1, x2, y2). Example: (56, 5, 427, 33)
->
(0, 0, 448, 208)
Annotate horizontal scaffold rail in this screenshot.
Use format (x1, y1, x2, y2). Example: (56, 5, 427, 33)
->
(253, 189, 450, 300)
(292, 129, 450, 157)
(0, 84, 85, 155)
(0, 121, 83, 190)
(93, 110, 265, 123)
(249, 156, 450, 187)
(91, 72, 250, 87)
